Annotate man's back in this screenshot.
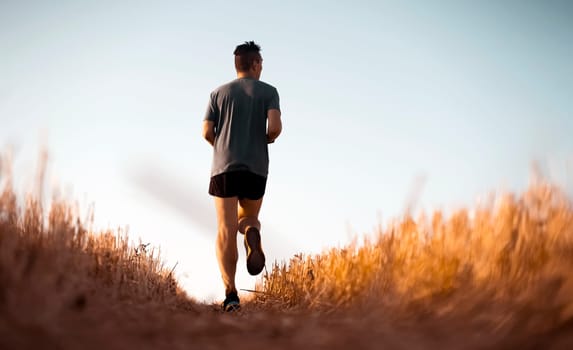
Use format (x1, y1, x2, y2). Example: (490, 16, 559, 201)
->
(205, 77, 280, 177)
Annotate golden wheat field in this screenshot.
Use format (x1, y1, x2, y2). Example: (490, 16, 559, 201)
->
(1, 162, 573, 349)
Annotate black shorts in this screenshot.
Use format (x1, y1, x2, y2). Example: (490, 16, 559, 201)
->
(209, 171, 267, 200)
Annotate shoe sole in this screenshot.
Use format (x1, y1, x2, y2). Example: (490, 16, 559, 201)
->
(224, 301, 241, 312)
(245, 227, 265, 275)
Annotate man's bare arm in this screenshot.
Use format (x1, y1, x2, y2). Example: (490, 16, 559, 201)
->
(267, 109, 282, 144)
(202, 120, 215, 146)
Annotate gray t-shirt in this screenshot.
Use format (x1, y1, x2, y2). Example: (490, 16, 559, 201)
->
(204, 77, 280, 177)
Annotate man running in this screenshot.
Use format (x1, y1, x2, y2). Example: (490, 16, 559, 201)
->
(202, 41, 282, 312)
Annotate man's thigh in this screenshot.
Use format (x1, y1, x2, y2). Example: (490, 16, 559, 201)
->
(214, 196, 239, 227)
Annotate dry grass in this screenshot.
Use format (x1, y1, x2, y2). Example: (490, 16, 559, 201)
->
(0, 158, 197, 349)
(2, 150, 573, 349)
(258, 181, 573, 337)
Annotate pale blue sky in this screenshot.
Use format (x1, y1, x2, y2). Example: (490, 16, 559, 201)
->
(1, 0, 572, 301)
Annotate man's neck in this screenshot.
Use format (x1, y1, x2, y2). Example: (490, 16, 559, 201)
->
(237, 72, 258, 80)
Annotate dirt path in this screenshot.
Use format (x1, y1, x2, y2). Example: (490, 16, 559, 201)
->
(2, 299, 573, 350)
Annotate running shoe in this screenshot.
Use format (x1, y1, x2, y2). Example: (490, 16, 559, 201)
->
(222, 291, 240, 312)
(244, 226, 266, 275)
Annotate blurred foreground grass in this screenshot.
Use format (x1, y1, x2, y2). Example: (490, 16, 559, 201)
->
(2, 151, 573, 349)
(259, 181, 573, 334)
(0, 157, 195, 349)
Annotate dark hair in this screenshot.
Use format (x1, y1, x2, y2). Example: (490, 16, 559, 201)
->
(233, 41, 261, 72)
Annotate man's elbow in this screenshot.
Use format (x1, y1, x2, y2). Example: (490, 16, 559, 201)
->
(201, 129, 210, 141)
(267, 109, 282, 142)
(202, 129, 215, 145)
(202, 122, 216, 145)
(267, 125, 282, 142)
(268, 128, 281, 140)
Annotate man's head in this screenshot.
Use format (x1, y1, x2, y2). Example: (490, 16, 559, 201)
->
(234, 41, 262, 79)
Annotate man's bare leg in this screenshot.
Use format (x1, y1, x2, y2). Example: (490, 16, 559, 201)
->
(214, 196, 239, 295)
(237, 197, 263, 234)
(238, 197, 265, 275)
